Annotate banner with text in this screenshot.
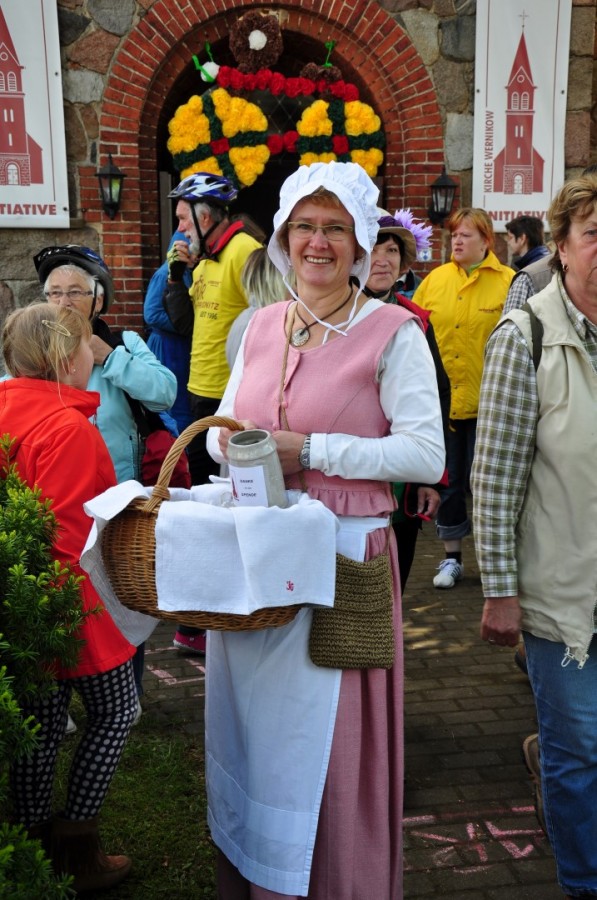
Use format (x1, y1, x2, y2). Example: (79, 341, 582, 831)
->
(472, 0, 571, 232)
(0, 0, 69, 228)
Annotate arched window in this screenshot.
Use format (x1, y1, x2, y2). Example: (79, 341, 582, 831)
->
(511, 92, 520, 110)
(521, 92, 529, 110)
(7, 71, 17, 91)
(7, 163, 19, 185)
(514, 174, 523, 194)
(0, 73, 5, 91)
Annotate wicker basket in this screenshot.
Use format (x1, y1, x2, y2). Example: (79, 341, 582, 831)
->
(101, 416, 301, 630)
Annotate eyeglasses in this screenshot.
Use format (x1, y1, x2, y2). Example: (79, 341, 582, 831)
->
(44, 289, 94, 302)
(287, 221, 355, 241)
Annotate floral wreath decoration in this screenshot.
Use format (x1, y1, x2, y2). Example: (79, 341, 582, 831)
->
(167, 12, 385, 190)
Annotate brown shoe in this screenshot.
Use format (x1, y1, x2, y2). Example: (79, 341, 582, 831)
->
(51, 815, 131, 893)
(522, 733, 546, 833)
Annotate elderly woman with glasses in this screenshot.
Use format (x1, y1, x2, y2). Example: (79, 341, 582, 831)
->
(34, 246, 177, 484)
(33, 245, 177, 711)
(205, 162, 445, 900)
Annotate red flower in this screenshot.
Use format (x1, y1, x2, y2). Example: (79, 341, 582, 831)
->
(328, 81, 347, 99)
(270, 72, 286, 95)
(229, 69, 246, 91)
(255, 68, 273, 90)
(217, 66, 232, 88)
(283, 131, 299, 153)
(301, 77, 316, 95)
(244, 74, 257, 91)
(332, 135, 350, 155)
(211, 138, 230, 155)
(267, 134, 284, 155)
(284, 77, 304, 98)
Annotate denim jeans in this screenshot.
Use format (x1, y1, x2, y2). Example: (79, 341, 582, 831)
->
(436, 419, 476, 541)
(524, 631, 597, 897)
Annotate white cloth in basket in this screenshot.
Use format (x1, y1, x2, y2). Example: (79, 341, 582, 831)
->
(154, 483, 338, 614)
(81, 481, 338, 640)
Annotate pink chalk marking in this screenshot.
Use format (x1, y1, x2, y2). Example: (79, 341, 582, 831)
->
(145, 666, 205, 686)
(499, 840, 536, 859)
(485, 821, 541, 839)
(410, 826, 488, 864)
(431, 845, 460, 867)
(411, 830, 459, 844)
(403, 814, 437, 826)
(145, 667, 178, 685)
(410, 818, 540, 866)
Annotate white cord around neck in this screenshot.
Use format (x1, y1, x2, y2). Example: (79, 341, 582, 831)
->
(283, 277, 363, 344)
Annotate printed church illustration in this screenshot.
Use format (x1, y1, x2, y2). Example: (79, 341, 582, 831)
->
(493, 23, 544, 194)
(0, 6, 43, 186)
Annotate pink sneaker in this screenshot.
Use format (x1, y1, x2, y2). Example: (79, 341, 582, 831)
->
(173, 630, 206, 655)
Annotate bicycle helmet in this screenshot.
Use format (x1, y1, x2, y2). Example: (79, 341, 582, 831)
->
(168, 172, 238, 208)
(33, 245, 114, 312)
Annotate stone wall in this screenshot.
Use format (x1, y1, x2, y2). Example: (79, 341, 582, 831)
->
(0, 0, 594, 329)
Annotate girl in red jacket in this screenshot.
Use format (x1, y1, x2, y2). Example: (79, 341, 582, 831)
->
(0, 303, 136, 893)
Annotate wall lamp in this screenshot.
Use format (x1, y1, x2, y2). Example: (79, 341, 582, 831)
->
(428, 166, 457, 226)
(95, 153, 126, 219)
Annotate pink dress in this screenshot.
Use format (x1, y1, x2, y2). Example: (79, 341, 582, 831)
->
(216, 301, 412, 900)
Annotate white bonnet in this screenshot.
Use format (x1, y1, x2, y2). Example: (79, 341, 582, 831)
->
(267, 161, 381, 286)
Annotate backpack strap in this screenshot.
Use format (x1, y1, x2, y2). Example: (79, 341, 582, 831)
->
(521, 302, 544, 371)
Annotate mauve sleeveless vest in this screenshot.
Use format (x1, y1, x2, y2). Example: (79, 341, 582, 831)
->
(234, 300, 415, 518)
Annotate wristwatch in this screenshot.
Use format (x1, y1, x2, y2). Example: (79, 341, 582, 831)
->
(299, 434, 312, 470)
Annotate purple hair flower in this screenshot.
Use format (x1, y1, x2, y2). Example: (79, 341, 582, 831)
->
(392, 208, 433, 253)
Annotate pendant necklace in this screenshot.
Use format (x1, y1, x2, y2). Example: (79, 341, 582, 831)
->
(290, 285, 354, 348)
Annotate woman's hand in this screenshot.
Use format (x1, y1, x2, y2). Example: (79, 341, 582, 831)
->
(90, 334, 114, 367)
(272, 430, 308, 475)
(218, 419, 256, 460)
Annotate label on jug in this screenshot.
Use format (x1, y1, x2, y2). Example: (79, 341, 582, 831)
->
(229, 464, 269, 507)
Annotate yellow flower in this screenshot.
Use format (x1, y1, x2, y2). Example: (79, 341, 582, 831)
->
(211, 89, 267, 139)
(180, 157, 223, 180)
(299, 151, 337, 167)
(345, 101, 381, 136)
(211, 88, 231, 123)
(235, 99, 266, 134)
(297, 100, 332, 138)
(350, 148, 384, 177)
(229, 146, 270, 187)
(167, 95, 211, 154)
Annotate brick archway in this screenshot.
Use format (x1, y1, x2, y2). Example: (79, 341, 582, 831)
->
(87, 0, 443, 328)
